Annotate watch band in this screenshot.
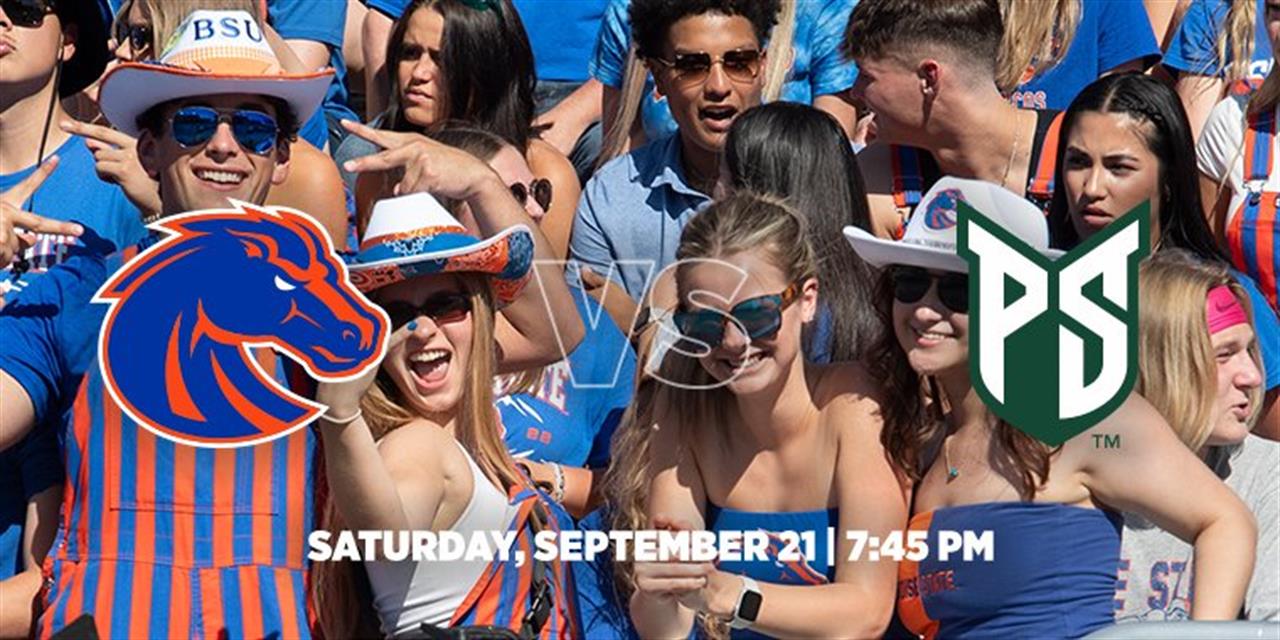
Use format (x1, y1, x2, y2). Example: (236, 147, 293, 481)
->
(729, 575, 762, 630)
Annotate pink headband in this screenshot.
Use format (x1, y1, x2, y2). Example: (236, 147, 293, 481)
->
(1206, 285, 1249, 334)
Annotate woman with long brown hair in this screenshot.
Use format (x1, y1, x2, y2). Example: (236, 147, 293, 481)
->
(337, 0, 580, 259)
(608, 192, 906, 639)
(846, 177, 1257, 637)
(312, 133, 583, 638)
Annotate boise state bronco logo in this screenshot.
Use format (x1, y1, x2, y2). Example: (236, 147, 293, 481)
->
(94, 201, 389, 448)
(923, 188, 962, 230)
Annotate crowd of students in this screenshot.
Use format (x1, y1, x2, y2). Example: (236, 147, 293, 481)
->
(0, 0, 1275, 638)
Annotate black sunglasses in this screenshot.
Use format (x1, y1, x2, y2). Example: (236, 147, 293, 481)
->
(113, 21, 153, 56)
(890, 266, 969, 314)
(651, 49, 763, 87)
(381, 292, 472, 330)
(509, 178, 552, 212)
(2, 0, 54, 29)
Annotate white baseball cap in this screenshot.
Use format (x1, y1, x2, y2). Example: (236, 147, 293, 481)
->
(843, 177, 1062, 273)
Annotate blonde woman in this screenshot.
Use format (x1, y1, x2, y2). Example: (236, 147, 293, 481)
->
(1117, 250, 1277, 622)
(1166, 0, 1270, 140)
(608, 193, 906, 638)
(1000, 0, 1160, 111)
(313, 133, 584, 638)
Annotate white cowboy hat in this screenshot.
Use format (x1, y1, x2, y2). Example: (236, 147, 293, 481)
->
(99, 10, 332, 137)
(844, 176, 1063, 273)
(348, 192, 534, 305)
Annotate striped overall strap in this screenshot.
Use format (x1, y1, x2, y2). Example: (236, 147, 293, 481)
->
(448, 487, 579, 638)
(1025, 111, 1066, 213)
(1231, 108, 1278, 309)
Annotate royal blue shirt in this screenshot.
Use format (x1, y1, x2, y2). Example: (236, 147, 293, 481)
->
(0, 428, 63, 579)
(499, 286, 635, 468)
(0, 136, 146, 303)
(589, 0, 859, 142)
(1234, 269, 1280, 391)
(1165, 0, 1273, 82)
(569, 134, 711, 298)
(268, 0, 358, 147)
(512, 0, 608, 83)
(1009, 0, 1161, 111)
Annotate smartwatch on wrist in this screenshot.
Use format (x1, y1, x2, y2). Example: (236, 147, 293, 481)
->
(729, 576, 763, 630)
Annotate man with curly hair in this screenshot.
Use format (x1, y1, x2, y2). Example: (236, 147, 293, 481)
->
(569, 0, 780, 301)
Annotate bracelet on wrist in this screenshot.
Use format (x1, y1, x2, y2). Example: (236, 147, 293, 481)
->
(320, 407, 363, 426)
(549, 462, 566, 503)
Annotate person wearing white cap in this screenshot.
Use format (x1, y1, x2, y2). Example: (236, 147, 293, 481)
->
(0, 10, 372, 638)
(847, 177, 1257, 637)
(310, 187, 581, 638)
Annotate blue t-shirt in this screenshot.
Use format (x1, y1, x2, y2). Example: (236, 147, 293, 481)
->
(0, 427, 63, 580)
(0, 135, 146, 303)
(1010, 0, 1162, 111)
(569, 134, 711, 298)
(499, 286, 635, 468)
(1165, 0, 1273, 82)
(590, 0, 859, 142)
(268, 0, 358, 147)
(0, 251, 121, 428)
(513, 0, 608, 83)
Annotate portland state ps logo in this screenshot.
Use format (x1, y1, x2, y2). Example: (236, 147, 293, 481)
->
(957, 202, 1150, 446)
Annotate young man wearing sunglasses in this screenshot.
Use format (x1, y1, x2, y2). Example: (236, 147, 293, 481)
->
(569, 0, 779, 303)
(0, 0, 144, 303)
(0, 10, 334, 638)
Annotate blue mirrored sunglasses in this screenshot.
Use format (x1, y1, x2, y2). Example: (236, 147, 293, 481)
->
(170, 106, 280, 155)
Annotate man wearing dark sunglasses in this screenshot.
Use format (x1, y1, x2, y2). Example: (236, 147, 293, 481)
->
(569, 0, 779, 302)
(0, 10, 335, 638)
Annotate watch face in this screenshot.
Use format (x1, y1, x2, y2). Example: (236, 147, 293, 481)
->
(739, 590, 763, 621)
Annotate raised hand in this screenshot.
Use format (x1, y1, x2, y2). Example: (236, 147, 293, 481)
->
(313, 321, 407, 422)
(340, 119, 499, 201)
(0, 157, 84, 268)
(60, 119, 162, 220)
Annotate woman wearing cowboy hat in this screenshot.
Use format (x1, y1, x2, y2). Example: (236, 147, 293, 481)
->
(846, 177, 1256, 637)
(313, 131, 585, 638)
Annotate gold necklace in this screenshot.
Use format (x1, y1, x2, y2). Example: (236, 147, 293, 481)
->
(1001, 111, 1025, 192)
(944, 433, 960, 481)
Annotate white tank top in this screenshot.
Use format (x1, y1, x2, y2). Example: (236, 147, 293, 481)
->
(364, 440, 519, 636)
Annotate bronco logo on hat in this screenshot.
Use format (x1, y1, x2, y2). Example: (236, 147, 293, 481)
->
(923, 188, 963, 231)
(94, 202, 389, 448)
(958, 201, 1150, 445)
